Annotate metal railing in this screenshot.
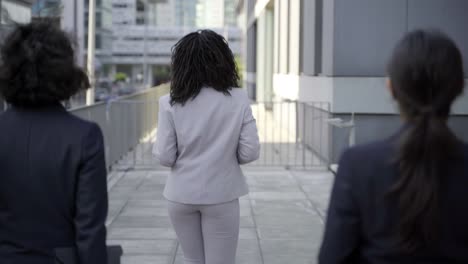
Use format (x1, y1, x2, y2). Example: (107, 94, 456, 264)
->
(250, 101, 331, 169)
(71, 90, 332, 170)
(71, 85, 169, 169)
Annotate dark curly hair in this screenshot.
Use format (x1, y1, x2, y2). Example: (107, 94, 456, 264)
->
(170, 29, 240, 105)
(0, 20, 89, 107)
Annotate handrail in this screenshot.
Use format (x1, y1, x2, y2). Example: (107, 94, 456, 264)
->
(70, 84, 170, 169)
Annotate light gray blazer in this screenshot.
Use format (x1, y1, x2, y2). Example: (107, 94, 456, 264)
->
(153, 87, 260, 204)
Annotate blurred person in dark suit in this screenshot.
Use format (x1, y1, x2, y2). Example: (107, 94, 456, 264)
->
(319, 29, 468, 263)
(0, 21, 108, 264)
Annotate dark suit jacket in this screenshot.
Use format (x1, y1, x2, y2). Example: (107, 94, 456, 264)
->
(0, 104, 108, 264)
(319, 130, 468, 264)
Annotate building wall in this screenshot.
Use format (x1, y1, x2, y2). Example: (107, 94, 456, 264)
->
(0, 0, 33, 111)
(84, 0, 114, 64)
(331, 113, 468, 162)
(329, 0, 468, 77)
(112, 0, 135, 25)
(255, 8, 273, 103)
(174, 0, 197, 27)
(2, 0, 32, 23)
(244, 0, 468, 163)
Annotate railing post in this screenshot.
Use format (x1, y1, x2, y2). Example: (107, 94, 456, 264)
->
(106, 100, 112, 169)
(295, 100, 299, 145)
(301, 103, 306, 168)
(132, 103, 137, 169)
(327, 103, 332, 167)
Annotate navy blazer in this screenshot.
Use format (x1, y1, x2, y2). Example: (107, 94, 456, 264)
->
(0, 104, 108, 264)
(319, 130, 468, 264)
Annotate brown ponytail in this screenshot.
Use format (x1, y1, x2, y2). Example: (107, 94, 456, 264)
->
(388, 30, 464, 251)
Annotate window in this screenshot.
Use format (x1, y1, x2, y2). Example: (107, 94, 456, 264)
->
(136, 18, 145, 25)
(96, 35, 102, 49)
(113, 4, 128, 8)
(136, 0, 145, 12)
(85, 0, 102, 8)
(84, 12, 103, 28)
(84, 34, 102, 49)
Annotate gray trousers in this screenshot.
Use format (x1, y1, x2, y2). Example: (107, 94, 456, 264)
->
(167, 199, 240, 264)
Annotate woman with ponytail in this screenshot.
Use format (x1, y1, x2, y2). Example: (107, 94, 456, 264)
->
(319, 30, 468, 263)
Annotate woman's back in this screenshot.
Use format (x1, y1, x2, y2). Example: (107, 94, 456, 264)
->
(319, 29, 467, 264)
(156, 87, 259, 204)
(321, 135, 468, 263)
(0, 106, 100, 247)
(0, 21, 108, 263)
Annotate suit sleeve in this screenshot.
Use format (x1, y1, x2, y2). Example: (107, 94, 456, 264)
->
(153, 97, 178, 167)
(319, 149, 361, 264)
(75, 123, 108, 264)
(237, 101, 260, 165)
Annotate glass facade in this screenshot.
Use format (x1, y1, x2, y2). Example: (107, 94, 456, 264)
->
(1, 0, 33, 110)
(175, 0, 197, 27)
(84, 0, 113, 58)
(3, 0, 32, 24)
(224, 0, 237, 26)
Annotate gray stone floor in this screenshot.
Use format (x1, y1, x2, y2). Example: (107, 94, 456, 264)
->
(105, 166, 334, 264)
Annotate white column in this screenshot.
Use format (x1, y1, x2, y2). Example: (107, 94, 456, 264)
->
(256, 10, 266, 102)
(109, 65, 117, 80)
(147, 65, 154, 88)
(273, 0, 280, 74)
(264, 8, 274, 102)
(288, 0, 301, 74)
(86, 0, 96, 105)
(279, 0, 289, 74)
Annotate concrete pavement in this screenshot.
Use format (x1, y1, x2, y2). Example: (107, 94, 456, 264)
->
(105, 166, 333, 264)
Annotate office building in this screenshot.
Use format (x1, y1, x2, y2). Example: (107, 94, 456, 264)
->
(111, 0, 242, 86)
(0, 0, 34, 110)
(239, 0, 468, 162)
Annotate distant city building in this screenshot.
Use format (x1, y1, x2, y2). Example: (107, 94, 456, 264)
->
(84, 0, 114, 72)
(196, 0, 236, 28)
(110, 0, 241, 86)
(174, 0, 197, 27)
(31, 0, 113, 73)
(2, 0, 32, 25)
(0, 0, 34, 110)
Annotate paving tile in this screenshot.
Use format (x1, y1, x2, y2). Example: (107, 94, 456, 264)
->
(120, 207, 170, 217)
(249, 184, 300, 192)
(126, 199, 168, 208)
(262, 254, 316, 264)
(137, 183, 166, 191)
(255, 214, 322, 229)
(111, 216, 173, 228)
(250, 191, 308, 201)
(260, 239, 321, 258)
(239, 228, 258, 240)
(174, 240, 262, 264)
(130, 191, 166, 200)
(251, 200, 317, 216)
(107, 239, 177, 255)
(107, 199, 128, 226)
(121, 255, 171, 264)
(108, 227, 177, 240)
(257, 218, 324, 240)
(240, 204, 253, 217)
(240, 216, 255, 228)
(107, 153, 335, 264)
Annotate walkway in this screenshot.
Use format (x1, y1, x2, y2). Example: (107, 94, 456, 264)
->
(106, 165, 334, 264)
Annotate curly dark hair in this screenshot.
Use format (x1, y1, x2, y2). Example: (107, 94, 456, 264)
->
(0, 20, 89, 107)
(170, 29, 240, 105)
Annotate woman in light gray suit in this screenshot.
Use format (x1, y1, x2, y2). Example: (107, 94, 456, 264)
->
(153, 30, 260, 264)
